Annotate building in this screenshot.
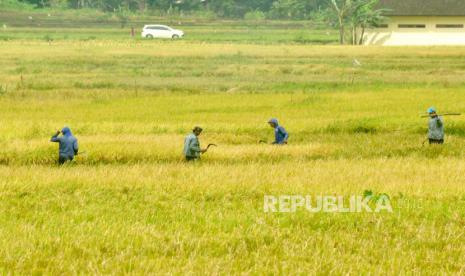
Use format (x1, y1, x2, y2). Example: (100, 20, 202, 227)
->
(365, 0, 465, 45)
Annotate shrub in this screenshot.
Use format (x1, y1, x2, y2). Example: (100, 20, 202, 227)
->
(244, 10, 266, 21)
(43, 34, 53, 42)
(191, 10, 217, 20)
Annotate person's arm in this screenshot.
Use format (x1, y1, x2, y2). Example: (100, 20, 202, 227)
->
(50, 131, 61, 142)
(195, 141, 208, 153)
(281, 127, 289, 144)
(73, 139, 79, 155)
(436, 117, 443, 128)
(271, 128, 278, 144)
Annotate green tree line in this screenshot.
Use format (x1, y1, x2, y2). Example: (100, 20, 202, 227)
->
(15, 0, 329, 19)
(7, 0, 386, 45)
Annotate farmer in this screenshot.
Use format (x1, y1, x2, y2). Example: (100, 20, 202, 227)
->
(427, 107, 444, 144)
(50, 126, 79, 164)
(268, 118, 289, 145)
(183, 126, 207, 161)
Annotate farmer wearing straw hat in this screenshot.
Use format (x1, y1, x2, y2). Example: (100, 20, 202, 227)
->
(427, 107, 444, 144)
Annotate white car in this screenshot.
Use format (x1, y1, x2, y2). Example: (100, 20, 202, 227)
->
(141, 25, 184, 39)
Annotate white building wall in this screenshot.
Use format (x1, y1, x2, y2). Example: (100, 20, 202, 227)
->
(365, 16, 465, 45)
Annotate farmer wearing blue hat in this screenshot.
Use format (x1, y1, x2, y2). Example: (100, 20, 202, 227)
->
(50, 126, 79, 164)
(427, 107, 444, 144)
(268, 118, 289, 145)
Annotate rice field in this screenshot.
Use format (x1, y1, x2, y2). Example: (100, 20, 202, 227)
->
(0, 34, 465, 274)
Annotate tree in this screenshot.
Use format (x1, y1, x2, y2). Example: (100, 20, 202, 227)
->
(327, 0, 387, 45)
(115, 5, 130, 28)
(354, 0, 388, 44)
(329, 0, 353, 44)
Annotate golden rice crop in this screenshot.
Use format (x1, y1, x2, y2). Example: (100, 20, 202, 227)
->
(0, 39, 464, 274)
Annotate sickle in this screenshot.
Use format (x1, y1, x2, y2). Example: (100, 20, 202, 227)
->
(206, 144, 217, 150)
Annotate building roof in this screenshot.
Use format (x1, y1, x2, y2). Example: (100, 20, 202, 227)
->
(378, 0, 465, 16)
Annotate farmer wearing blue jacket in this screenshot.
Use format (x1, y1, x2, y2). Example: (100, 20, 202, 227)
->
(268, 118, 289, 144)
(427, 107, 444, 144)
(50, 126, 79, 164)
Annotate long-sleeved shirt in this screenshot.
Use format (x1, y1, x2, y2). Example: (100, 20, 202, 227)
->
(51, 134, 79, 158)
(273, 125, 289, 144)
(428, 116, 444, 140)
(183, 133, 201, 158)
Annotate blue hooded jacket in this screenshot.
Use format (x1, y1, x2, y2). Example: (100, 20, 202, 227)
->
(269, 118, 289, 144)
(51, 127, 79, 158)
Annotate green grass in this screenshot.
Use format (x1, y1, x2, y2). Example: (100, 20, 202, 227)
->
(0, 9, 337, 44)
(0, 26, 337, 44)
(0, 37, 465, 273)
